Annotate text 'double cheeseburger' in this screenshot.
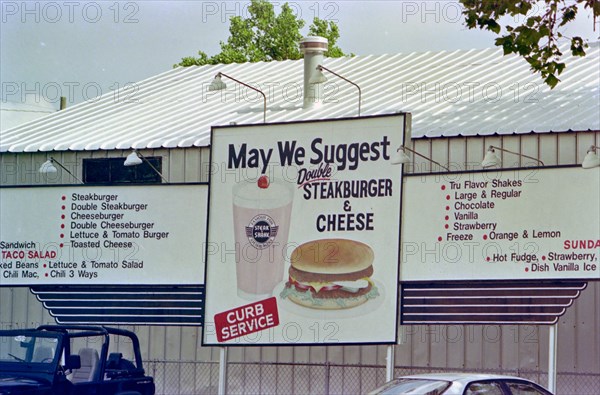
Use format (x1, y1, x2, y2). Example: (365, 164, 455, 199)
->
(280, 239, 379, 309)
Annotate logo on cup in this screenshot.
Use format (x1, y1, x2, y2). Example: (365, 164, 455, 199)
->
(245, 214, 279, 250)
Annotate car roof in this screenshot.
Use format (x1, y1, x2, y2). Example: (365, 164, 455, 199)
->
(397, 372, 530, 384)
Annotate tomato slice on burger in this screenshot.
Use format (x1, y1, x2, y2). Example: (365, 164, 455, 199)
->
(289, 276, 311, 291)
(318, 284, 343, 292)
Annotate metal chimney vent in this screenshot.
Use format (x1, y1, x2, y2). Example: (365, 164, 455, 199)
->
(300, 36, 328, 109)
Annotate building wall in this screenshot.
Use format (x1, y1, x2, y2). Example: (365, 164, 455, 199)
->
(1, 130, 599, 390)
(0, 147, 211, 185)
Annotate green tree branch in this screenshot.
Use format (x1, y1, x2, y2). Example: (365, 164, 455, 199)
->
(461, 0, 599, 88)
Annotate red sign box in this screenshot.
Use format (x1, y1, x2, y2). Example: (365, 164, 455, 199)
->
(214, 297, 279, 342)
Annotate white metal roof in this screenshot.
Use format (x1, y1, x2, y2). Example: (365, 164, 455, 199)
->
(1, 42, 598, 153)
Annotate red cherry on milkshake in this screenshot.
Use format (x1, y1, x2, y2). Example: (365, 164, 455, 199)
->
(258, 175, 270, 189)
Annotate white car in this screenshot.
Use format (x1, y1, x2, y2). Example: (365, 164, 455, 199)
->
(367, 373, 553, 395)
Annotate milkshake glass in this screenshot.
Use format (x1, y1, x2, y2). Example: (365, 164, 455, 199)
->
(232, 178, 294, 300)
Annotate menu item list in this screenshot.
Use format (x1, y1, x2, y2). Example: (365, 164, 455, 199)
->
(401, 168, 600, 281)
(0, 185, 207, 285)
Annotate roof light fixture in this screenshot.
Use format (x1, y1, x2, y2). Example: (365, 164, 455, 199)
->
(123, 150, 169, 183)
(391, 145, 450, 171)
(124, 150, 143, 166)
(581, 145, 600, 169)
(481, 147, 502, 168)
(310, 65, 361, 116)
(481, 145, 544, 168)
(39, 157, 83, 183)
(309, 66, 328, 85)
(208, 72, 267, 123)
(208, 74, 227, 91)
(39, 159, 58, 173)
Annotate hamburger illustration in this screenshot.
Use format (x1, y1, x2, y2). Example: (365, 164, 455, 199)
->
(280, 238, 379, 309)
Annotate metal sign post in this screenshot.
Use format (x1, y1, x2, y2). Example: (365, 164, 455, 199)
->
(386, 345, 395, 382)
(548, 324, 558, 393)
(218, 347, 228, 395)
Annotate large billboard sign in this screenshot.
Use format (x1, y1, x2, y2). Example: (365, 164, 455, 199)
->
(203, 115, 405, 345)
(401, 167, 600, 281)
(0, 184, 207, 285)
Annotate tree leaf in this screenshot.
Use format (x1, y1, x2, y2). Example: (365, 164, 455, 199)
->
(545, 73, 560, 89)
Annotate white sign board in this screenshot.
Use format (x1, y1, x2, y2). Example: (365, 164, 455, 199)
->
(0, 184, 207, 285)
(203, 115, 405, 345)
(401, 167, 600, 281)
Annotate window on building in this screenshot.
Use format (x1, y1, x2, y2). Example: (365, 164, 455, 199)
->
(83, 157, 163, 184)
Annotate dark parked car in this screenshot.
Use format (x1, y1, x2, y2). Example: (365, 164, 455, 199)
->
(367, 373, 553, 395)
(0, 325, 154, 395)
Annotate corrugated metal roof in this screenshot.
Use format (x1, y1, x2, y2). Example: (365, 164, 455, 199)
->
(2, 42, 598, 153)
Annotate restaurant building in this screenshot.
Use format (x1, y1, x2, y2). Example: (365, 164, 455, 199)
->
(1, 38, 598, 394)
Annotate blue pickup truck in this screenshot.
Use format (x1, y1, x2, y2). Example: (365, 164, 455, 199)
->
(0, 325, 155, 395)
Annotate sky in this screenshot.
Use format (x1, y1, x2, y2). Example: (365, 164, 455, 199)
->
(1, 1, 599, 129)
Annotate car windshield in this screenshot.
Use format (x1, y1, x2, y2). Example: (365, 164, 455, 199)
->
(370, 378, 451, 394)
(0, 332, 59, 365)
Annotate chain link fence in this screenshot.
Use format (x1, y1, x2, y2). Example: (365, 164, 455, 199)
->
(146, 360, 600, 395)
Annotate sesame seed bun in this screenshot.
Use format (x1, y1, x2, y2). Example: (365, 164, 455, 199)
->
(290, 239, 374, 274)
